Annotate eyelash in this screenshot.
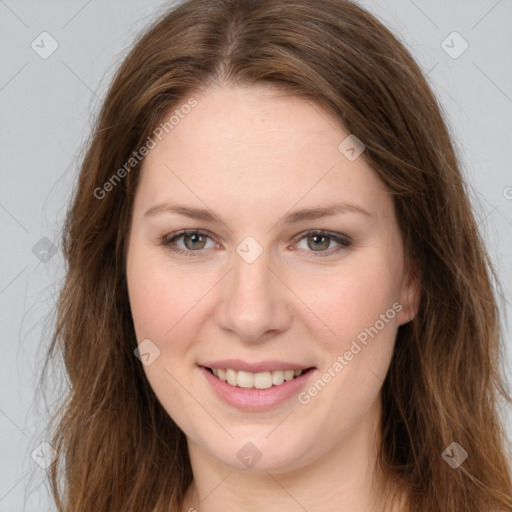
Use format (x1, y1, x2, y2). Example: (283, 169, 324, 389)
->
(159, 229, 351, 258)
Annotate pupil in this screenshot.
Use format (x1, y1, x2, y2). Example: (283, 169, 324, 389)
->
(187, 233, 204, 249)
(311, 235, 328, 251)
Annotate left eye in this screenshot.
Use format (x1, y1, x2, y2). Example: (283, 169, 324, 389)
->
(160, 229, 351, 257)
(294, 230, 351, 255)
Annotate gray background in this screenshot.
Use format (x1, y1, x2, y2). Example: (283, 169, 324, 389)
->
(1, 0, 511, 510)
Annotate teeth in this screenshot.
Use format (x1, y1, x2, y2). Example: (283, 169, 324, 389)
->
(272, 371, 284, 386)
(237, 370, 255, 388)
(284, 370, 295, 381)
(226, 368, 237, 386)
(210, 367, 305, 389)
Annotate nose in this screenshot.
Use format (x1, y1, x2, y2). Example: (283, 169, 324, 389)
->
(213, 246, 292, 343)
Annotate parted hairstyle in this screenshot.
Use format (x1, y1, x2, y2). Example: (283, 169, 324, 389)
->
(39, 0, 512, 510)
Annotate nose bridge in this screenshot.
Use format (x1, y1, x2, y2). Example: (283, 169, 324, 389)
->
(216, 238, 291, 341)
(232, 245, 273, 302)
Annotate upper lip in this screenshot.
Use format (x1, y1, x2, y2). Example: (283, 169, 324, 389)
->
(199, 359, 314, 373)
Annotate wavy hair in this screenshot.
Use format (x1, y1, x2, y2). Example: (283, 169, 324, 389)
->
(39, 0, 512, 510)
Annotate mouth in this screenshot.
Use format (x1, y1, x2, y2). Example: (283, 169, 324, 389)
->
(202, 366, 316, 390)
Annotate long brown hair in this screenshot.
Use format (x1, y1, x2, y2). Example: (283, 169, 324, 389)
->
(39, 0, 512, 510)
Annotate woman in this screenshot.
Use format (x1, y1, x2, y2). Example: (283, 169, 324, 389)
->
(40, 0, 512, 510)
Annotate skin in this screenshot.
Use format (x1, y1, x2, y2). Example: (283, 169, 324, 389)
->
(126, 84, 420, 512)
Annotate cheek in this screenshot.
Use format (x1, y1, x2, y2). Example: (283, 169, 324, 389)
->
(294, 251, 401, 415)
(127, 244, 201, 343)
(127, 267, 167, 342)
(300, 255, 401, 350)
(127, 248, 202, 423)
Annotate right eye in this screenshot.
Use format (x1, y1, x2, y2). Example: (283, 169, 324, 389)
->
(160, 229, 218, 256)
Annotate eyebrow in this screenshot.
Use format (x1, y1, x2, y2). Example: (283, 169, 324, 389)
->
(144, 201, 372, 224)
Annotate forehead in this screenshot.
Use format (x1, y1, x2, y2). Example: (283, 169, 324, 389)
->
(136, 84, 390, 219)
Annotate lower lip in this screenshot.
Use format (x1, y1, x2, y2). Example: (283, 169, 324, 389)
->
(199, 366, 316, 411)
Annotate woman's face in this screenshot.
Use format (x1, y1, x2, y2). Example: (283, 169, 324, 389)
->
(126, 84, 419, 473)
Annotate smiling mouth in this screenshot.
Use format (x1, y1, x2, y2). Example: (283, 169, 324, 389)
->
(204, 366, 315, 390)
